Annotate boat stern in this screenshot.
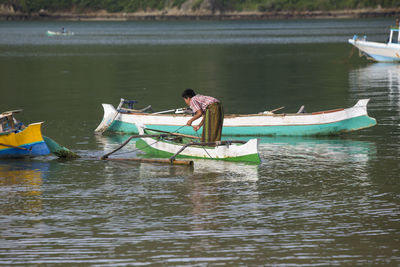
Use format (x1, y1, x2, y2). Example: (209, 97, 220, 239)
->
(344, 99, 377, 132)
(227, 138, 261, 164)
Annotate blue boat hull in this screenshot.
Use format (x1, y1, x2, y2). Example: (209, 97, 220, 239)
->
(367, 53, 400, 62)
(0, 141, 50, 159)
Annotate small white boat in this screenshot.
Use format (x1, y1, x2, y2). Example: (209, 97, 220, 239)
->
(136, 127, 261, 164)
(46, 30, 74, 37)
(348, 22, 400, 62)
(95, 98, 376, 136)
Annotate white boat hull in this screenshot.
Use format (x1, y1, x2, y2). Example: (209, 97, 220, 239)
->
(46, 30, 74, 36)
(136, 127, 261, 163)
(349, 39, 400, 62)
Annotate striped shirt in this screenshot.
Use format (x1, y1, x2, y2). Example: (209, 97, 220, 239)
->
(190, 95, 219, 113)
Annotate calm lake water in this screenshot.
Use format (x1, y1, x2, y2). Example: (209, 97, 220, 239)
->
(0, 19, 399, 265)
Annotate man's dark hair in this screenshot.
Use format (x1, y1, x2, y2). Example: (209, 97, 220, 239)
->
(182, 88, 196, 99)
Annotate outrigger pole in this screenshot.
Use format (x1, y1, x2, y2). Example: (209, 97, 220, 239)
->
(100, 134, 194, 166)
(101, 134, 164, 160)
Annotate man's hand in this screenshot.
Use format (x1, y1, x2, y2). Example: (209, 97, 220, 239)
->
(193, 125, 200, 131)
(187, 110, 202, 127)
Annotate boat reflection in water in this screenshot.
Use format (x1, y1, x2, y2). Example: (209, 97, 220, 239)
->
(231, 135, 376, 182)
(139, 159, 259, 181)
(0, 161, 50, 214)
(257, 136, 375, 162)
(95, 133, 260, 181)
(95, 134, 135, 155)
(349, 63, 400, 115)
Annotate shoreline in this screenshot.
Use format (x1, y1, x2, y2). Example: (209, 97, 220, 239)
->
(1, 8, 400, 21)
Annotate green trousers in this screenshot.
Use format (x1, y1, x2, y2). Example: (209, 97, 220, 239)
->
(202, 102, 224, 142)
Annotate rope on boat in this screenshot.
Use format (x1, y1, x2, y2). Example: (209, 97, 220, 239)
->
(190, 131, 240, 160)
(168, 140, 246, 162)
(194, 130, 213, 159)
(171, 125, 185, 133)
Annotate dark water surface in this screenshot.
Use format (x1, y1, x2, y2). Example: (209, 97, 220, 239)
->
(0, 19, 399, 265)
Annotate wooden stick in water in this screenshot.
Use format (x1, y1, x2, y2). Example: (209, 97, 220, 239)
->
(105, 157, 194, 166)
(101, 136, 136, 160)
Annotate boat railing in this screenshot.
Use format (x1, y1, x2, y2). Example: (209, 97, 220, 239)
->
(352, 34, 367, 41)
(389, 26, 400, 44)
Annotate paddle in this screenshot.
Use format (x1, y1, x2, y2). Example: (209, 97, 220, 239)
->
(262, 106, 285, 114)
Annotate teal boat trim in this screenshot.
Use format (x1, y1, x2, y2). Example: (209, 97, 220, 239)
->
(108, 120, 139, 133)
(109, 115, 376, 136)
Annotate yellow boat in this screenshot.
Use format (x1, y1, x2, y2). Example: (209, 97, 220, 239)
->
(0, 110, 50, 158)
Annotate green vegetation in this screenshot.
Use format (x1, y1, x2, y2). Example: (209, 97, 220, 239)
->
(192, 0, 204, 11)
(250, 0, 400, 12)
(212, 0, 400, 12)
(1, 0, 399, 13)
(0, 0, 187, 13)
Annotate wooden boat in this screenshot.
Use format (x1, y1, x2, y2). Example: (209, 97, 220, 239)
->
(46, 30, 74, 37)
(348, 22, 400, 62)
(135, 127, 261, 164)
(0, 110, 79, 159)
(0, 110, 50, 158)
(95, 98, 376, 136)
